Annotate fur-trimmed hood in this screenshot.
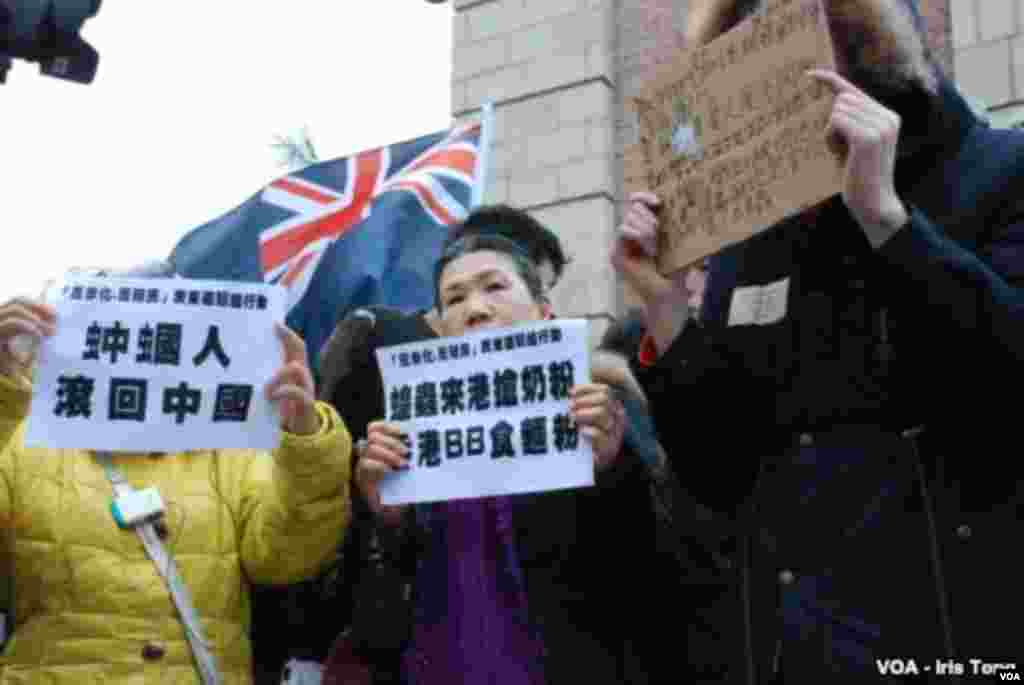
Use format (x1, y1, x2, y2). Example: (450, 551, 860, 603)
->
(686, 0, 939, 94)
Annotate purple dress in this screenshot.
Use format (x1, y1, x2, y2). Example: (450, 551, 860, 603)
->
(401, 496, 546, 684)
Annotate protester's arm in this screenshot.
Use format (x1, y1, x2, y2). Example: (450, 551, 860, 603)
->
(0, 298, 53, 451)
(878, 199, 1024, 363)
(880, 197, 1024, 501)
(0, 374, 31, 530)
(584, 351, 650, 492)
(0, 298, 56, 527)
(611, 194, 766, 511)
(0, 374, 29, 457)
(236, 325, 353, 585)
(812, 68, 1024, 359)
(237, 401, 353, 585)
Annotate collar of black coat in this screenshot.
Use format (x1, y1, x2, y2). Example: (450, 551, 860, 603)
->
(895, 76, 977, 160)
(892, 76, 979, 185)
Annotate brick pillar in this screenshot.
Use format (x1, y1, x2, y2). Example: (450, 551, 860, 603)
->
(949, 0, 1024, 117)
(614, 1, 692, 313)
(451, 0, 1001, 323)
(916, 0, 953, 75)
(452, 0, 618, 337)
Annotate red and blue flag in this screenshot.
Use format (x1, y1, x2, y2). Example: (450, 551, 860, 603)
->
(169, 120, 489, 372)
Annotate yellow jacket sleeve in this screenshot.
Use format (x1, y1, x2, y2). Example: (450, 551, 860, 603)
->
(0, 373, 31, 530)
(236, 400, 353, 586)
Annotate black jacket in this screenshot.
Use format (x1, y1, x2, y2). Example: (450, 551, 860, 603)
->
(640, 79, 1024, 682)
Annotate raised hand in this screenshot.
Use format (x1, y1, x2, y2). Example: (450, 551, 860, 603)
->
(810, 69, 909, 246)
(611, 191, 694, 355)
(265, 323, 320, 436)
(0, 298, 56, 379)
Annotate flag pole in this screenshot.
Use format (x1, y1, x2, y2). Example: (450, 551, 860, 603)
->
(471, 101, 495, 209)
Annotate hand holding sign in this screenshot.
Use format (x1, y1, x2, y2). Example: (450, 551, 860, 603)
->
(611, 193, 695, 356)
(612, 193, 675, 302)
(359, 378, 623, 512)
(624, 0, 842, 271)
(810, 69, 909, 246)
(266, 323, 320, 436)
(356, 420, 411, 519)
(616, 191, 661, 260)
(375, 320, 594, 505)
(569, 383, 625, 472)
(0, 298, 56, 379)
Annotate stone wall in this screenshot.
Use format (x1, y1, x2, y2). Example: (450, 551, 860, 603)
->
(450, 0, 966, 322)
(451, 0, 618, 334)
(949, 0, 1024, 124)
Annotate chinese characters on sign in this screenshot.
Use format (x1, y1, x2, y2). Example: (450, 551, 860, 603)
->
(26, 277, 286, 452)
(375, 319, 593, 505)
(63, 283, 270, 312)
(624, 0, 841, 272)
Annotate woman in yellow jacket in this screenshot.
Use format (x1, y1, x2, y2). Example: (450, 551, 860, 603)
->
(0, 296, 352, 684)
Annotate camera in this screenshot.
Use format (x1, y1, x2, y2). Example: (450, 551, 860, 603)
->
(0, 0, 102, 84)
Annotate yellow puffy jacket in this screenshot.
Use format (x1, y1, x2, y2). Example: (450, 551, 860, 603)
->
(0, 373, 352, 684)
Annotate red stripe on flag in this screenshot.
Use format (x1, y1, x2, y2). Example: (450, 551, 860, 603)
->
(269, 178, 337, 205)
(260, 150, 384, 272)
(388, 180, 456, 225)
(282, 252, 315, 288)
(406, 149, 476, 177)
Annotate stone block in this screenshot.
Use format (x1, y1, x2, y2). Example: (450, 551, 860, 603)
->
(533, 196, 617, 318)
(500, 95, 561, 141)
(525, 124, 588, 169)
(1014, 34, 1024, 99)
(557, 155, 613, 199)
(491, 137, 527, 176)
(467, 0, 518, 42)
(463, 63, 528, 110)
(559, 80, 613, 126)
(509, 169, 561, 207)
(520, 50, 588, 95)
(978, 0, 1016, 43)
(520, 0, 584, 28)
(950, 0, 978, 48)
(955, 39, 1013, 106)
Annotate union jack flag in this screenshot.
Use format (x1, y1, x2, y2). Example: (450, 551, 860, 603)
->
(169, 120, 489, 373)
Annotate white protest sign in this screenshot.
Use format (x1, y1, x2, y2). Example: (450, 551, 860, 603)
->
(375, 319, 593, 505)
(25, 277, 287, 452)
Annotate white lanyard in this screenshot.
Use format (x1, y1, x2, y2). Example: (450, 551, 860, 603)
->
(93, 452, 222, 685)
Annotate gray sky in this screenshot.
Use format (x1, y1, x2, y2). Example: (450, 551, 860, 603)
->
(0, 2, 453, 300)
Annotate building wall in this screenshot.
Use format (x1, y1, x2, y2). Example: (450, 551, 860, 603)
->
(451, 0, 619, 336)
(612, 0, 691, 313)
(949, 0, 1024, 124)
(450, 0, 974, 324)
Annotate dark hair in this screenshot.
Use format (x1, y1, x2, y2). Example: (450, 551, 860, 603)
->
(599, 307, 647, 359)
(433, 234, 546, 312)
(445, 204, 568, 286)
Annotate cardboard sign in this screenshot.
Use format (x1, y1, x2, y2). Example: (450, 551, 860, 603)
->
(375, 319, 593, 505)
(624, 0, 842, 272)
(26, 277, 287, 452)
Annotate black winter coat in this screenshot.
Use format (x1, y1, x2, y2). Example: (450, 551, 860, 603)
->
(639, 79, 1024, 683)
